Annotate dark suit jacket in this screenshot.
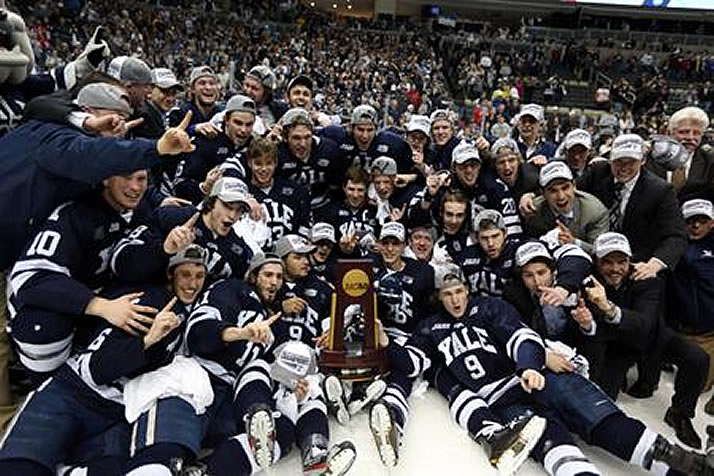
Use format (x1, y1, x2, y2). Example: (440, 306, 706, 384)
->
(578, 162, 687, 268)
(647, 144, 714, 204)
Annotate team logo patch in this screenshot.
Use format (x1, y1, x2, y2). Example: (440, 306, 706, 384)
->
(282, 187, 293, 196)
(340, 144, 354, 151)
(231, 244, 244, 255)
(218, 147, 228, 154)
(282, 162, 297, 169)
(338, 210, 349, 216)
(401, 275, 414, 285)
(109, 223, 120, 233)
(377, 144, 388, 153)
(305, 288, 318, 297)
(317, 159, 330, 167)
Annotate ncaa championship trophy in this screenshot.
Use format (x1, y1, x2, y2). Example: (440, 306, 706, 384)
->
(319, 259, 389, 381)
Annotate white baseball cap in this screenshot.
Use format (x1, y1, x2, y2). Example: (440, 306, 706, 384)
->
(610, 134, 645, 161)
(210, 177, 251, 206)
(452, 141, 481, 166)
(406, 115, 431, 136)
(311, 222, 336, 243)
(474, 209, 506, 231)
(682, 199, 714, 220)
(564, 128, 592, 151)
(371, 156, 398, 176)
(517, 104, 544, 123)
(434, 263, 466, 290)
(539, 161, 574, 188)
(379, 222, 406, 242)
(515, 241, 553, 267)
(593, 232, 632, 258)
(151, 68, 183, 90)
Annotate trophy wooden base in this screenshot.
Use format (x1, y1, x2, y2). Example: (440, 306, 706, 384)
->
(320, 348, 390, 382)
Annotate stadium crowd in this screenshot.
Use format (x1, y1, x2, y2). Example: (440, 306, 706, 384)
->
(0, 0, 714, 475)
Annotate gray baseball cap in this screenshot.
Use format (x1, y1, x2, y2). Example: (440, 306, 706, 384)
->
(224, 94, 256, 116)
(434, 263, 466, 290)
(107, 56, 152, 84)
(189, 65, 218, 86)
(274, 234, 316, 257)
(491, 137, 520, 157)
(371, 156, 398, 176)
(76, 83, 133, 116)
(311, 222, 336, 243)
(168, 244, 207, 269)
(246, 65, 277, 90)
(682, 199, 714, 220)
(610, 134, 645, 161)
(245, 252, 283, 279)
(351, 104, 378, 126)
(379, 222, 406, 242)
(474, 209, 506, 231)
(280, 108, 312, 129)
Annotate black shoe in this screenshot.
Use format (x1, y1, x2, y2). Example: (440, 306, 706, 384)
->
(645, 435, 712, 475)
(627, 380, 655, 399)
(665, 407, 702, 449)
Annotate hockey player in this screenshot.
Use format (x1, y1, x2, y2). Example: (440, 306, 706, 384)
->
(0, 245, 207, 476)
(319, 104, 413, 173)
(180, 253, 289, 474)
(7, 169, 159, 383)
(0, 83, 195, 271)
(429, 109, 461, 171)
(308, 222, 337, 282)
(276, 108, 344, 211)
(247, 136, 311, 250)
(167, 65, 221, 130)
(456, 209, 521, 298)
(242, 65, 287, 128)
(173, 94, 256, 204)
(272, 235, 357, 475)
(369, 156, 414, 227)
(314, 165, 378, 258)
(370, 271, 714, 476)
(155, 177, 254, 281)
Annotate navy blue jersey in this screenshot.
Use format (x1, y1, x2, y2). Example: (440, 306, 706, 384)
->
(56, 283, 190, 416)
(167, 101, 224, 134)
(372, 257, 435, 341)
(248, 177, 312, 250)
(276, 136, 344, 210)
(431, 135, 461, 171)
(390, 297, 545, 404)
(453, 171, 523, 239)
(0, 120, 162, 270)
(274, 275, 334, 346)
(155, 205, 253, 281)
(434, 230, 472, 261)
(173, 132, 248, 204)
(319, 126, 413, 174)
(456, 240, 521, 298)
(186, 278, 275, 386)
(8, 194, 154, 320)
(314, 201, 378, 253)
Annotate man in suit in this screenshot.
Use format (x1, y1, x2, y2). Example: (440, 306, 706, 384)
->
(649, 106, 714, 202)
(525, 161, 609, 253)
(577, 133, 687, 280)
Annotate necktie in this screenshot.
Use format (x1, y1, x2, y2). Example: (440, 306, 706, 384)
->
(671, 167, 687, 191)
(558, 214, 572, 228)
(609, 182, 625, 231)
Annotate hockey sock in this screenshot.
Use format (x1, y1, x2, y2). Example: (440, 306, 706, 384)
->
(448, 388, 500, 438)
(295, 397, 329, 447)
(382, 383, 409, 429)
(125, 443, 193, 475)
(534, 416, 600, 475)
(232, 360, 273, 433)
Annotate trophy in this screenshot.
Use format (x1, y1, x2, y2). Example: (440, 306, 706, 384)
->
(319, 259, 389, 381)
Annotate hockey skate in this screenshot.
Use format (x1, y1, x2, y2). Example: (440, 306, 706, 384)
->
(323, 374, 350, 425)
(303, 440, 357, 476)
(348, 378, 386, 416)
(244, 403, 276, 470)
(476, 413, 547, 476)
(369, 401, 401, 467)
